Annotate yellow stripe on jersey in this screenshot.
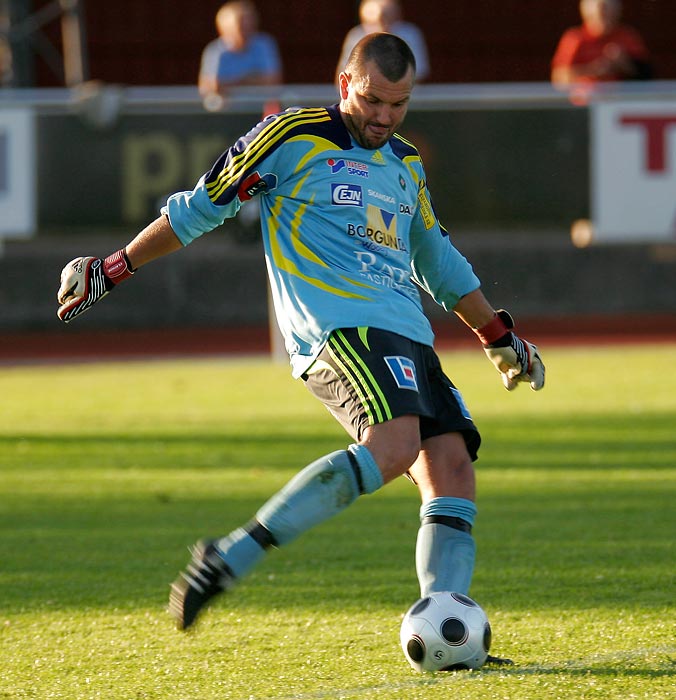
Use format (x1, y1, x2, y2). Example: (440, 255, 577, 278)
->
(284, 169, 327, 266)
(403, 154, 422, 186)
(266, 195, 374, 301)
(290, 134, 342, 172)
(392, 133, 424, 185)
(393, 132, 416, 149)
(206, 109, 331, 202)
(286, 170, 378, 294)
(205, 107, 328, 193)
(289, 191, 326, 267)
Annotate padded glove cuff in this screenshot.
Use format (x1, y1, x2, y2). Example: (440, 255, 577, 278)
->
(103, 249, 135, 286)
(474, 309, 514, 346)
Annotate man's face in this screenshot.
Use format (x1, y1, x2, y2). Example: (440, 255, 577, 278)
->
(339, 60, 414, 150)
(581, 0, 620, 35)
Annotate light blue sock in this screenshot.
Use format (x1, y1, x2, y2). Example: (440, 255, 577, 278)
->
(216, 526, 267, 579)
(257, 444, 383, 545)
(415, 496, 477, 597)
(215, 445, 383, 577)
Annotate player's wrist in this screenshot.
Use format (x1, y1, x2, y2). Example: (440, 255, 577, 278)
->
(473, 309, 514, 347)
(102, 249, 136, 287)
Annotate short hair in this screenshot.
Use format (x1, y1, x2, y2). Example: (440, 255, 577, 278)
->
(580, 0, 620, 12)
(345, 32, 416, 83)
(216, 1, 258, 31)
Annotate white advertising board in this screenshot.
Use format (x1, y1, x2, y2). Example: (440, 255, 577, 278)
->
(591, 99, 676, 243)
(0, 108, 36, 238)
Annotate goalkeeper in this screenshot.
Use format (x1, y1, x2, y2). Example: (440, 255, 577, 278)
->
(56, 33, 544, 639)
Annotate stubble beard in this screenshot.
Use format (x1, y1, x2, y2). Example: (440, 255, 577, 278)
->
(343, 112, 391, 150)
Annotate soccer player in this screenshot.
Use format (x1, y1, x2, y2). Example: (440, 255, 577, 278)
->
(56, 33, 544, 655)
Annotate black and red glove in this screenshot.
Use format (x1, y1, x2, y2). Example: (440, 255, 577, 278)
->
(474, 309, 545, 391)
(56, 249, 134, 323)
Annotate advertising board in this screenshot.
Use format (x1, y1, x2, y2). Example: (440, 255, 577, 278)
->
(0, 108, 35, 238)
(591, 99, 676, 243)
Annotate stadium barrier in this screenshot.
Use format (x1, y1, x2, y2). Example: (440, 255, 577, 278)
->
(0, 82, 675, 332)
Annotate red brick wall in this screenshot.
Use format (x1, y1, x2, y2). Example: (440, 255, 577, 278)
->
(30, 0, 676, 87)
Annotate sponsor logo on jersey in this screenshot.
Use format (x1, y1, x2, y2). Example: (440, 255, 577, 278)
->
(417, 179, 435, 230)
(346, 204, 407, 251)
(384, 356, 419, 391)
(371, 150, 386, 164)
(327, 158, 369, 178)
(399, 203, 414, 216)
(354, 250, 415, 295)
(331, 183, 363, 206)
(238, 171, 277, 201)
(367, 189, 395, 205)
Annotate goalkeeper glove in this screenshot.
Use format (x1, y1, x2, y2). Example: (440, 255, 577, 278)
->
(474, 309, 545, 391)
(56, 249, 134, 323)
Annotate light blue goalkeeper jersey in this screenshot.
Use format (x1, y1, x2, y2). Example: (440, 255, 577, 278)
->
(162, 105, 480, 377)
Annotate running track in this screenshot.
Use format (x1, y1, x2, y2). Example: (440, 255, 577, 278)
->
(1, 314, 675, 365)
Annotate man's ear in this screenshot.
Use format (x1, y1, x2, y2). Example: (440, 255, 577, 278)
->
(338, 72, 350, 99)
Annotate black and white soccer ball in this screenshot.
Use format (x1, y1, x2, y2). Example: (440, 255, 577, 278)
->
(400, 591, 492, 671)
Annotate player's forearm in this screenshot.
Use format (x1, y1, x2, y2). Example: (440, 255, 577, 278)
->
(452, 289, 497, 330)
(125, 215, 183, 270)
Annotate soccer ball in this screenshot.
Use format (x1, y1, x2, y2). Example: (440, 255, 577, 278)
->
(400, 591, 491, 672)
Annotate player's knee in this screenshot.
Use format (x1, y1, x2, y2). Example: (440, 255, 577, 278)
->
(374, 437, 421, 481)
(446, 451, 474, 477)
(397, 439, 424, 474)
(359, 415, 422, 482)
(410, 434, 476, 501)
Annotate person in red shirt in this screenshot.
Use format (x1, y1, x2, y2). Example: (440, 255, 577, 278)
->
(551, 0, 652, 87)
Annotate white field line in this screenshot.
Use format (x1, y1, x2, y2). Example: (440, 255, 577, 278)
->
(256, 644, 676, 700)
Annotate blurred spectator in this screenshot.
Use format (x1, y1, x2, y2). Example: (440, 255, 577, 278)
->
(335, 0, 429, 82)
(198, 0, 282, 103)
(551, 0, 652, 87)
(0, 1, 12, 87)
(0, 40, 11, 87)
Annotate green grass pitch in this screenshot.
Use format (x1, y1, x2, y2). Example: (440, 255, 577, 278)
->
(1, 345, 674, 699)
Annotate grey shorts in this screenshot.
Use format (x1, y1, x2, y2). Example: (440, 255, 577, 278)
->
(302, 327, 481, 461)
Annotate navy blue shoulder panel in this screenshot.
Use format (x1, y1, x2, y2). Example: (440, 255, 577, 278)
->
(389, 133, 420, 162)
